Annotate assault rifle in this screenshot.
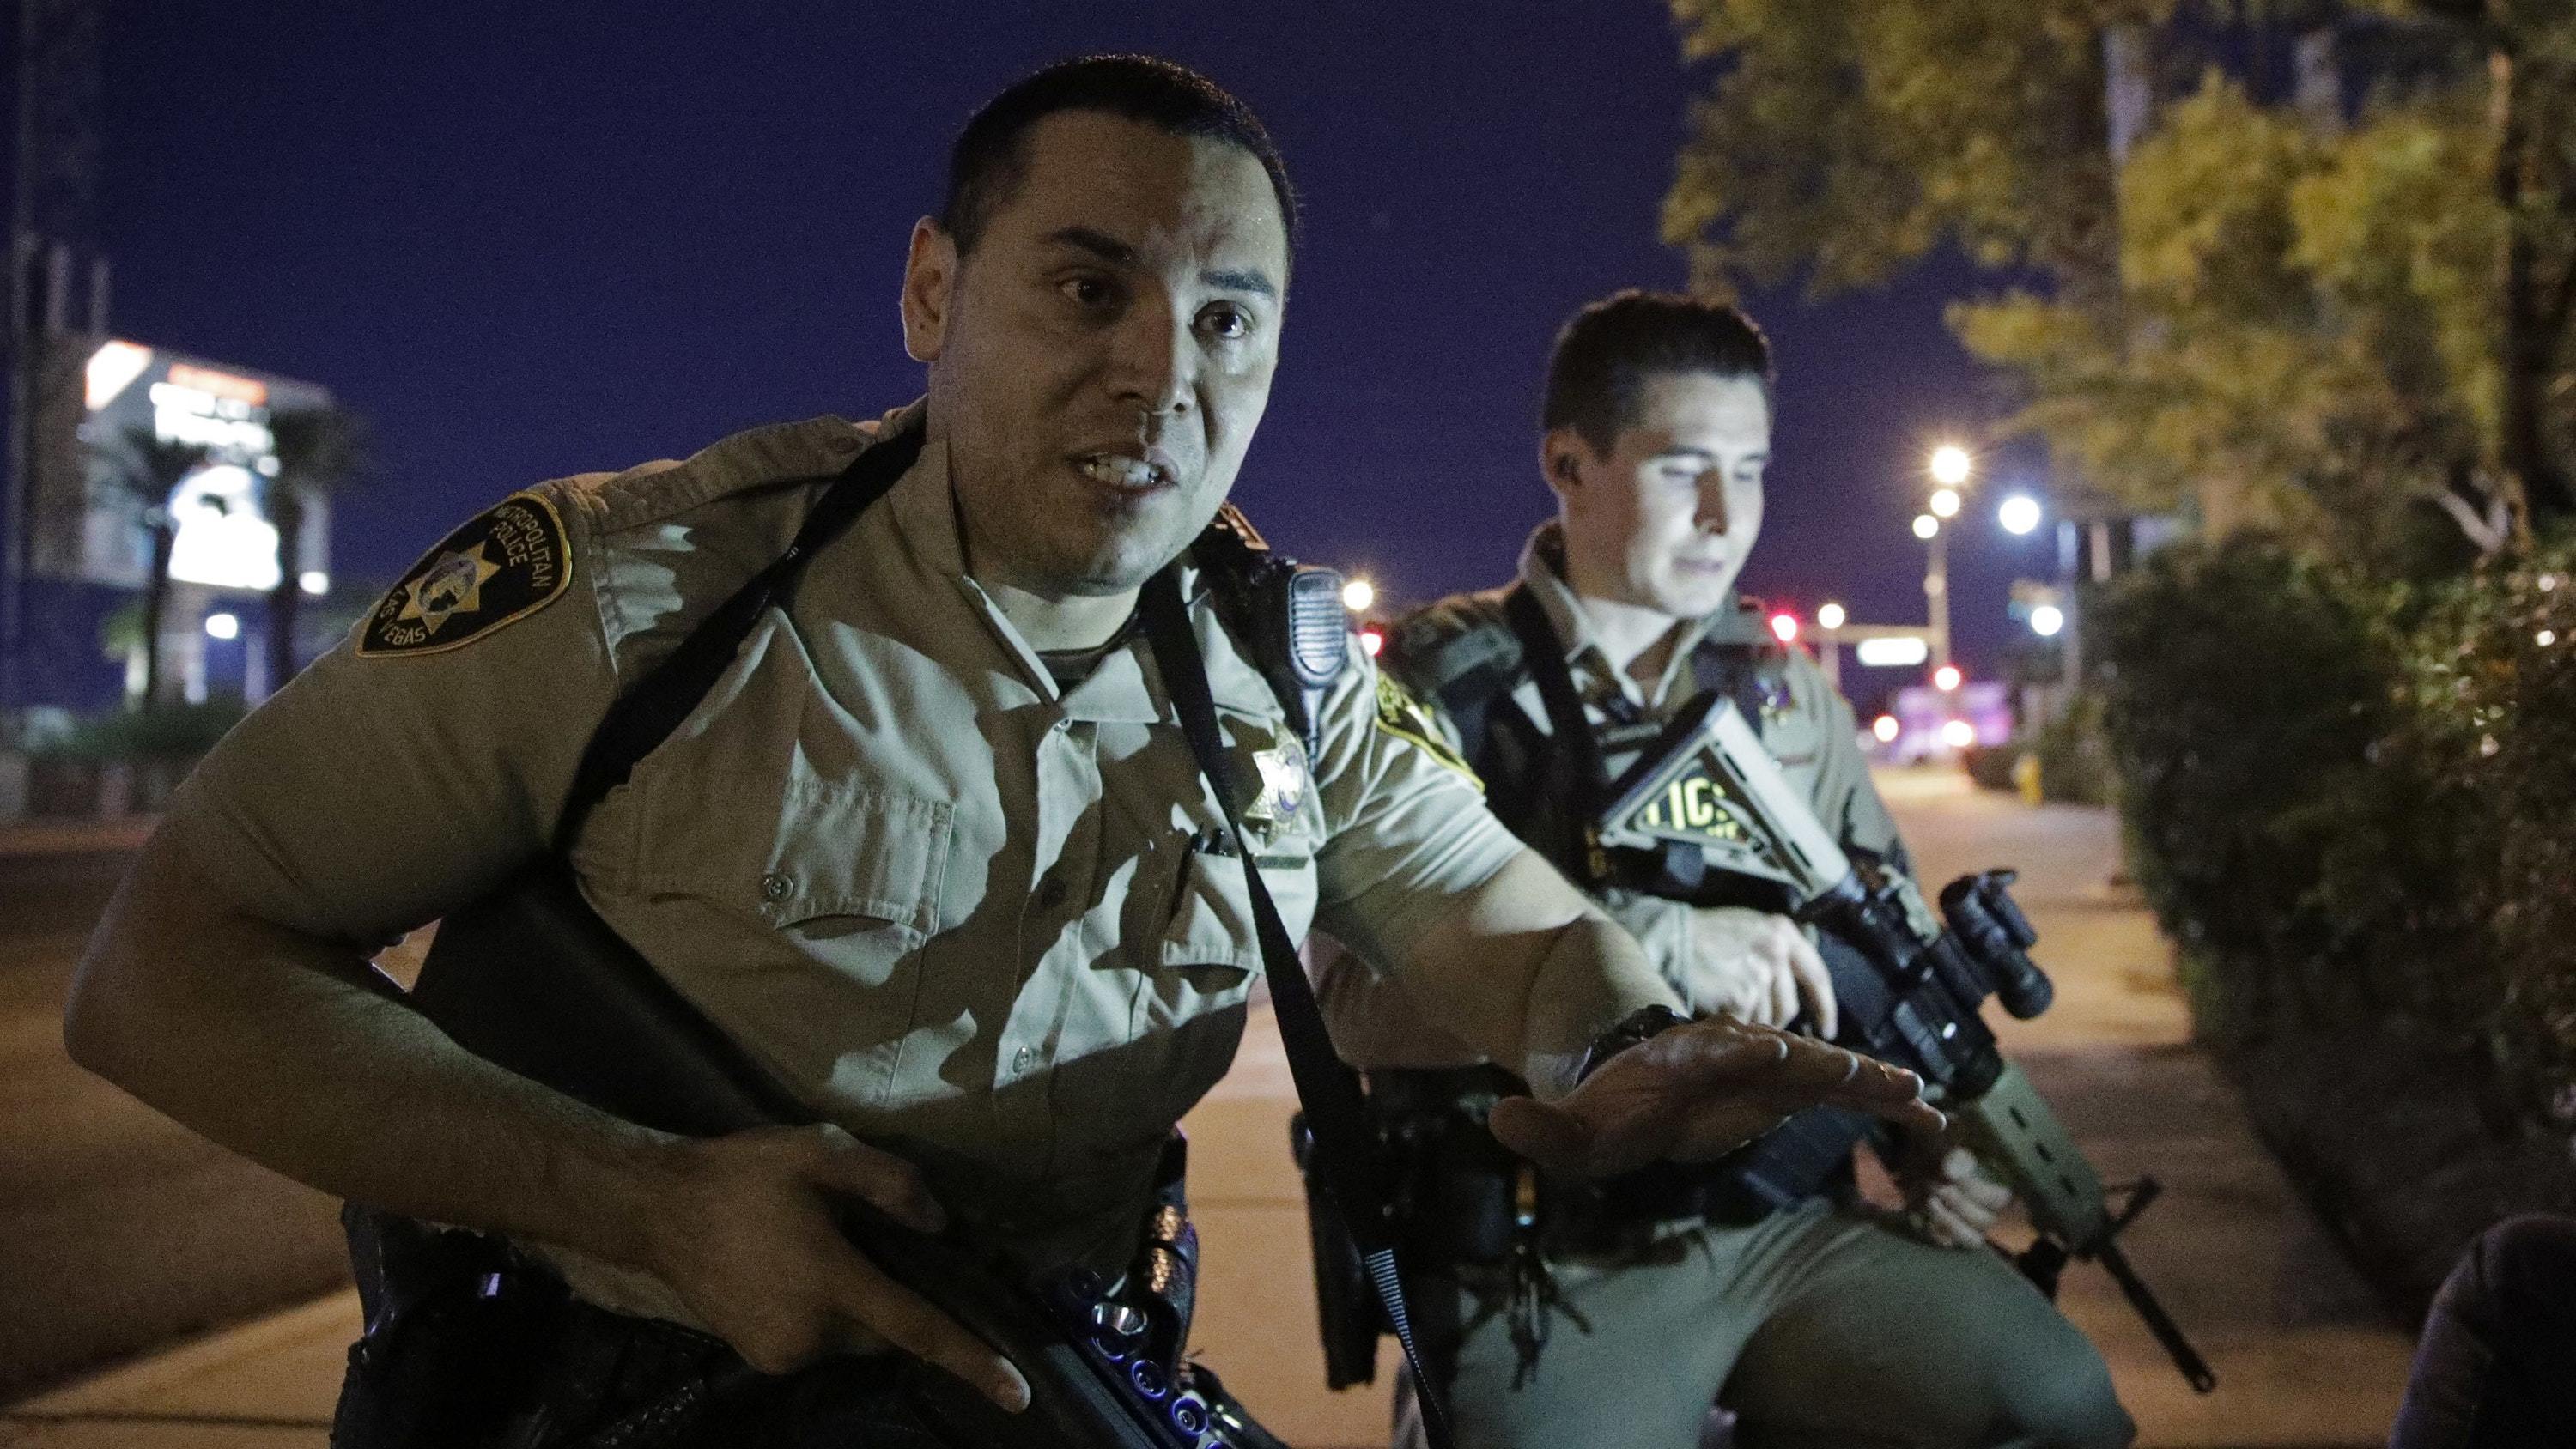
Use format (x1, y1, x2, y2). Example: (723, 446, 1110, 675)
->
(1595, 694, 2216, 1393)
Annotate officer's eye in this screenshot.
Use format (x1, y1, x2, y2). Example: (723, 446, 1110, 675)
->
(1199, 302, 1255, 341)
(1060, 275, 1116, 309)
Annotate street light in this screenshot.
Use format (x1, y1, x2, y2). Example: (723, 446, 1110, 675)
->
(2031, 603, 2065, 638)
(1999, 494, 2043, 536)
(1768, 612, 1801, 644)
(1934, 664, 1963, 692)
(1922, 444, 1971, 673)
(1341, 577, 1376, 613)
(1816, 601, 1846, 631)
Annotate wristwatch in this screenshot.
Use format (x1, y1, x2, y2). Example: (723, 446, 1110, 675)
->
(1574, 1004, 1692, 1084)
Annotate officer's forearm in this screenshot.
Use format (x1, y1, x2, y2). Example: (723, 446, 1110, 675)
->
(64, 829, 674, 1271)
(1389, 848, 1680, 1098)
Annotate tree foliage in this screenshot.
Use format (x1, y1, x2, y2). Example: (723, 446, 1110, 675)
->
(263, 405, 374, 684)
(99, 426, 211, 706)
(1665, 0, 2160, 306)
(1665, 1, 2576, 570)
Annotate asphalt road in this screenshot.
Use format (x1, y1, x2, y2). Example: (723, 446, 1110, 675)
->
(0, 847, 350, 1398)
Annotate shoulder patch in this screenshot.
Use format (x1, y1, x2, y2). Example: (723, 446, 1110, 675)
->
(1373, 671, 1483, 791)
(358, 493, 573, 658)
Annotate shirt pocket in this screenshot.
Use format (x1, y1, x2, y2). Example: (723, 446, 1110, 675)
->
(1139, 842, 1317, 1022)
(630, 768, 951, 1112)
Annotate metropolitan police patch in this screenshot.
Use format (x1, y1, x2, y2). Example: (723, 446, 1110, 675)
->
(357, 493, 571, 657)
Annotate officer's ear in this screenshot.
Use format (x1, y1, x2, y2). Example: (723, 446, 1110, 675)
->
(1540, 428, 1590, 504)
(902, 217, 959, 364)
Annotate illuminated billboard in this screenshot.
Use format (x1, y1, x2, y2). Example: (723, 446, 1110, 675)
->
(26, 337, 331, 593)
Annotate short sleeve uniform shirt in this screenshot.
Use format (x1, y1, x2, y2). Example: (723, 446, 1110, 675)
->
(167, 406, 1524, 1312)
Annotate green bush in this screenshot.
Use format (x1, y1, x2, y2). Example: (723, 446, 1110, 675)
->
(2385, 544, 2576, 1110)
(2031, 692, 2115, 807)
(2095, 530, 2576, 1106)
(30, 701, 248, 762)
(1960, 742, 2022, 793)
(2095, 536, 2427, 1041)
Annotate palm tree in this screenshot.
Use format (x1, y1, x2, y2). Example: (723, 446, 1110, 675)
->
(262, 406, 373, 687)
(103, 426, 212, 706)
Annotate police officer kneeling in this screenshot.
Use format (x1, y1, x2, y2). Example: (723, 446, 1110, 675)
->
(63, 60, 1938, 1448)
(1318, 293, 2134, 1449)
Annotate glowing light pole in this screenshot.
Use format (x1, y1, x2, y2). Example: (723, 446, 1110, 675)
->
(1923, 444, 1971, 672)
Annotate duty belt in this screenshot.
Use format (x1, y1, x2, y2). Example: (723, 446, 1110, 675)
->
(1365, 1065, 1789, 1263)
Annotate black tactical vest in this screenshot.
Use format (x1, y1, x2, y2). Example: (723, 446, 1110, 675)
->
(1383, 584, 1796, 913)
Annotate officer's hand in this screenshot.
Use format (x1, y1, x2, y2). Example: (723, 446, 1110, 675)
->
(1682, 906, 1838, 1037)
(1904, 1143, 2015, 1251)
(1486, 1017, 1941, 1179)
(638, 1125, 1031, 1412)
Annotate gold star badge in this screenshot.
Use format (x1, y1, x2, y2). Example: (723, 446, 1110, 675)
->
(397, 543, 502, 637)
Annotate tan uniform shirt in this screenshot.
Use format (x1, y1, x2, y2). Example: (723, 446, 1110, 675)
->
(1320, 522, 1918, 1068)
(167, 408, 1666, 1312)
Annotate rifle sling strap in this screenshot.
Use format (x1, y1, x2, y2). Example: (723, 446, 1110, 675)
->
(1139, 570, 1456, 1449)
(552, 426, 927, 851)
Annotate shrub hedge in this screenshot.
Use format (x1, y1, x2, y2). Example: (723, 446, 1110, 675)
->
(28, 701, 249, 762)
(2094, 533, 2576, 1312)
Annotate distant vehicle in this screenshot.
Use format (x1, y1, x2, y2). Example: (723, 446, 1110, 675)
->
(1874, 681, 2012, 764)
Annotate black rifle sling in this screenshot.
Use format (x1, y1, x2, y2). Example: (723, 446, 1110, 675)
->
(551, 426, 927, 851)
(1502, 585, 1607, 803)
(1139, 571, 1457, 1449)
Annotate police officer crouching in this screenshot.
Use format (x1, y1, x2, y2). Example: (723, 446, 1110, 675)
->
(1315, 294, 2135, 1449)
(64, 64, 1942, 1449)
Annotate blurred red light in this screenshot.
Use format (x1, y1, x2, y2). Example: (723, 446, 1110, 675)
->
(1768, 612, 1800, 644)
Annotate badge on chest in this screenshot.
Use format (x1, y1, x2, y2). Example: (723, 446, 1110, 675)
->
(1240, 729, 1313, 847)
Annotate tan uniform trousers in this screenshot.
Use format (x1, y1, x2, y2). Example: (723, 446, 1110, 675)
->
(1398, 1199, 2134, 1449)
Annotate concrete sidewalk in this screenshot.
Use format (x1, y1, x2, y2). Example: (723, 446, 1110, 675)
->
(2, 772, 2415, 1446)
(0, 815, 154, 860)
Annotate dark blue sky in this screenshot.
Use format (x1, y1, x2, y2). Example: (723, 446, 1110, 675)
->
(100, 1, 2055, 694)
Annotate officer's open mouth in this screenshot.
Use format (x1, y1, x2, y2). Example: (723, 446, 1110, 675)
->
(1072, 452, 1176, 493)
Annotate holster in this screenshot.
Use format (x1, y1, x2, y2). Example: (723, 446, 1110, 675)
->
(1358, 1061, 1876, 1264)
(1288, 1113, 1382, 1391)
(332, 1207, 739, 1449)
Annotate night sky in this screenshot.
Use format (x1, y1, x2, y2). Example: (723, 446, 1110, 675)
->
(100, 1, 2055, 699)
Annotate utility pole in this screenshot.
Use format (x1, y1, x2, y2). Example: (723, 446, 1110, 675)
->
(5, 0, 109, 716)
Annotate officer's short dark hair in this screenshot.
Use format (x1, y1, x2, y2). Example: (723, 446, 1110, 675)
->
(942, 55, 1296, 260)
(1542, 292, 1774, 453)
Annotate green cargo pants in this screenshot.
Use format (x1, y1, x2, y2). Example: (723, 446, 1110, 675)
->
(1396, 1199, 2133, 1449)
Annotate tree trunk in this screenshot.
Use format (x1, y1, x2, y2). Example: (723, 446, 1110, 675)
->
(2491, 42, 2572, 528)
(138, 518, 175, 707)
(266, 487, 304, 697)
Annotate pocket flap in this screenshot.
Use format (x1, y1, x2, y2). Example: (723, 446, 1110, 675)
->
(756, 781, 950, 937)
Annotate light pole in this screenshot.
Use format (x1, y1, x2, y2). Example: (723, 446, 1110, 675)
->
(1923, 445, 1971, 673)
(1814, 600, 1846, 689)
